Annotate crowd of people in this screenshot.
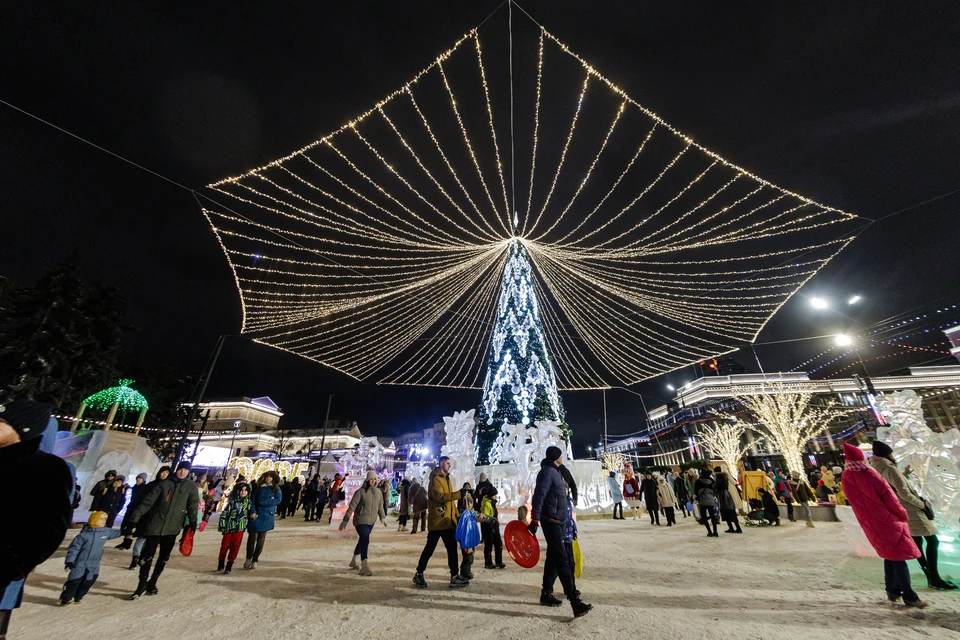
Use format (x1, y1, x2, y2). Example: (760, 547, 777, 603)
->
(2, 397, 956, 635)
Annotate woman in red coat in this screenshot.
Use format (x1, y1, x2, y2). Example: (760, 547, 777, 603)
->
(841, 443, 926, 608)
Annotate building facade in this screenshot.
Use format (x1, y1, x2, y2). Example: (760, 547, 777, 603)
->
(599, 366, 960, 470)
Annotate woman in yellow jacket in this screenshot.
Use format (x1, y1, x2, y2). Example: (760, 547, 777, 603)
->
(412, 457, 470, 589)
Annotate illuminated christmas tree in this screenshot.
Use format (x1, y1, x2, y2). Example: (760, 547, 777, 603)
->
(477, 240, 565, 464)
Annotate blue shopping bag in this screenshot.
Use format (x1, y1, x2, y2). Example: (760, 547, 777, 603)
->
(456, 509, 481, 549)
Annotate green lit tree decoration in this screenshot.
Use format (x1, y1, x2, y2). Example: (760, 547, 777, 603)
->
(477, 240, 565, 464)
(74, 379, 150, 432)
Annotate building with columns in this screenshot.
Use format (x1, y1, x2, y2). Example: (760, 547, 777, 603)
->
(600, 366, 960, 469)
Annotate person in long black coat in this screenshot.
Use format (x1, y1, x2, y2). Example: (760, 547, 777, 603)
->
(288, 478, 301, 518)
(117, 473, 150, 550)
(126, 467, 171, 568)
(714, 468, 742, 533)
(278, 478, 291, 519)
(639, 472, 660, 525)
(673, 474, 690, 518)
(92, 476, 128, 527)
(0, 402, 72, 637)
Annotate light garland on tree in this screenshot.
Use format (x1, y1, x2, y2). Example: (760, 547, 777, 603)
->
(697, 418, 760, 478)
(202, 23, 860, 395)
(731, 377, 847, 481)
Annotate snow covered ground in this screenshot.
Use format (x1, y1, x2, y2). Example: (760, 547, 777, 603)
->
(12, 514, 960, 639)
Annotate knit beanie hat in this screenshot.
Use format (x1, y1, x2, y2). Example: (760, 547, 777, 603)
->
(872, 440, 894, 458)
(545, 445, 563, 462)
(136, 472, 148, 482)
(87, 511, 108, 527)
(0, 400, 52, 443)
(176, 461, 192, 472)
(699, 468, 712, 477)
(365, 470, 378, 483)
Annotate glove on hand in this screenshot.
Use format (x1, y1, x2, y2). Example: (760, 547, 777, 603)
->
(527, 523, 539, 536)
(64, 563, 74, 571)
(338, 519, 348, 531)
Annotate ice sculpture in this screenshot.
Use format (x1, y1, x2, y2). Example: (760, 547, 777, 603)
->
(875, 390, 960, 541)
(498, 419, 566, 507)
(440, 409, 477, 490)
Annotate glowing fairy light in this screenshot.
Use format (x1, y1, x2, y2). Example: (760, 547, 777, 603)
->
(202, 27, 859, 391)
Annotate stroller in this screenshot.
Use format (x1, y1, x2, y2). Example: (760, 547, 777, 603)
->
(745, 498, 769, 527)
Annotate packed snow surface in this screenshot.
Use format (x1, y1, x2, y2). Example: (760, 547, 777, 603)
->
(13, 515, 960, 639)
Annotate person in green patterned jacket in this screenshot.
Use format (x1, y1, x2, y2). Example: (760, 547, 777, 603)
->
(217, 483, 252, 574)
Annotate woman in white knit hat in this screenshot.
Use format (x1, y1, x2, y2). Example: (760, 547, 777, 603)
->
(339, 470, 387, 576)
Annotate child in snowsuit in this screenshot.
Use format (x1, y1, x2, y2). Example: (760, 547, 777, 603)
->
(458, 493, 488, 580)
(562, 500, 581, 599)
(217, 482, 252, 574)
(60, 511, 122, 605)
(480, 487, 505, 569)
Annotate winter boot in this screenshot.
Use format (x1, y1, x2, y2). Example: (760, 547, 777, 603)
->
(413, 572, 427, 589)
(217, 559, 225, 572)
(349, 555, 360, 570)
(540, 589, 562, 607)
(460, 552, 474, 580)
(115, 537, 133, 550)
(243, 559, 253, 569)
(251, 561, 258, 569)
(145, 581, 159, 596)
(224, 562, 233, 575)
(129, 581, 148, 600)
(359, 559, 373, 576)
(571, 597, 593, 618)
(805, 520, 816, 528)
(449, 574, 470, 588)
(128, 556, 139, 570)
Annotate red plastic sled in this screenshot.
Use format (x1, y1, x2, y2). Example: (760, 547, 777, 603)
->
(504, 520, 540, 568)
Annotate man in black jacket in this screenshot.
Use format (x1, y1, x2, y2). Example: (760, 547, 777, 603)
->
(127, 461, 199, 599)
(529, 446, 591, 618)
(0, 401, 72, 637)
(88, 469, 116, 501)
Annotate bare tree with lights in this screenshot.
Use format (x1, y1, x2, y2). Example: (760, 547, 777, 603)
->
(733, 378, 845, 482)
(697, 418, 758, 479)
(601, 452, 627, 473)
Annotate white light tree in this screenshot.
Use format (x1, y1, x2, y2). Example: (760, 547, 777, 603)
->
(601, 452, 626, 473)
(734, 378, 845, 482)
(698, 419, 759, 479)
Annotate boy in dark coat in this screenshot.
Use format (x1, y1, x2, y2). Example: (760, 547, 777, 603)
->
(60, 511, 123, 605)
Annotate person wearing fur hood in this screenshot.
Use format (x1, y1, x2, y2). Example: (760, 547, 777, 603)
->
(870, 441, 956, 591)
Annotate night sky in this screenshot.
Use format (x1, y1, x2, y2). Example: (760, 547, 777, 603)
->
(3, 3, 960, 452)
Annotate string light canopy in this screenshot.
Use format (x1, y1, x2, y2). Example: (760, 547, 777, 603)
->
(204, 15, 860, 390)
(82, 379, 149, 412)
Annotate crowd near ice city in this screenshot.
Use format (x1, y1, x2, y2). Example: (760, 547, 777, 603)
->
(5, 3, 960, 639)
